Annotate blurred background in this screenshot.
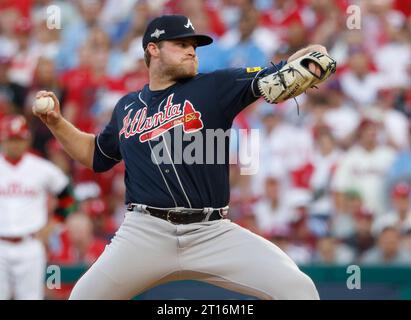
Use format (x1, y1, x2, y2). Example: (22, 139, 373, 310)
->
(1, 0, 411, 299)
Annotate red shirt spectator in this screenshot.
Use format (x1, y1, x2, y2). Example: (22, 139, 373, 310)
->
(0, 0, 32, 17)
(394, 0, 411, 17)
(61, 66, 122, 132)
(48, 213, 107, 266)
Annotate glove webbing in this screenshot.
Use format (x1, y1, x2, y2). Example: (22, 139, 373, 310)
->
(270, 61, 304, 115)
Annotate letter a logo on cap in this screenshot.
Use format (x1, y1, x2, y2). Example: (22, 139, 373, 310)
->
(184, 18, 194, 30)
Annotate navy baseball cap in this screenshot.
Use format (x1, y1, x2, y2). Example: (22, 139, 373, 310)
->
(142, 15, 213, 50)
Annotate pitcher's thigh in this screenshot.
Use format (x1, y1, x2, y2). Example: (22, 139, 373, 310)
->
(69, 254, 137, 300)
(185, 222, 319, 300)
(70, 219, 179, 299)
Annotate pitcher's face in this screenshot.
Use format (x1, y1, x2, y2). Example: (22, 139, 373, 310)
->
(158, 39, 199, 80)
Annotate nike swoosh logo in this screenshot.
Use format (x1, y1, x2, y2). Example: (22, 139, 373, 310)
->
(124, 101, 135, 110)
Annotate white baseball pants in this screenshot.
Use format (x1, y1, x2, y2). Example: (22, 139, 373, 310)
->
(69, 210, 319, 300)
(0, 238, 46, 300)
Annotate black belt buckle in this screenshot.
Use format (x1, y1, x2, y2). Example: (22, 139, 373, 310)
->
(166, 208, 201, 224)
(166, 209, 176, 224)
(166, 208, 185, 224)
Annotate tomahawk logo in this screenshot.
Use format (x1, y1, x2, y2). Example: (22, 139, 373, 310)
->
(119, 94, 204, 143)
(184, 18, 194, 30)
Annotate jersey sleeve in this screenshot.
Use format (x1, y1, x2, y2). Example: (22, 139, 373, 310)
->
(54, 181, 77, 221)
(93, 107, 122, 173)
(43, 161, 70, 194)
(213, 61, 286, 121)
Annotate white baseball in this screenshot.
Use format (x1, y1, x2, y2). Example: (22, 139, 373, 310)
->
(33, 96, 54, 114)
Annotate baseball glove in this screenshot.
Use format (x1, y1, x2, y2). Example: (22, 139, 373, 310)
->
(258, 51, 337, 104)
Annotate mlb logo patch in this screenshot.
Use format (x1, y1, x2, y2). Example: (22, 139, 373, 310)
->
(246, 67, 262, 73)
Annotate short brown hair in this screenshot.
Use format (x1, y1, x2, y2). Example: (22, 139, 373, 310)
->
(144, 42, 163, 67)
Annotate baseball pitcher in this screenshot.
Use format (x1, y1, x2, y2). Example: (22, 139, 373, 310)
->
(33, 15, 336, 300)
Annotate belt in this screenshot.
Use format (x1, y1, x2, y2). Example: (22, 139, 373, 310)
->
(127, 204, 229, 224)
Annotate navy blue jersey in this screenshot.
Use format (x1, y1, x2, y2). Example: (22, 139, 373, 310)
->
(93, 64, 285, 208)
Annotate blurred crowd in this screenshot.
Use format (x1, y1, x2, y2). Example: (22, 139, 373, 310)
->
(1, 0, 411, 276)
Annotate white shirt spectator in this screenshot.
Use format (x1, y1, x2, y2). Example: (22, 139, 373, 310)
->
(323, 105, 360, 143)
(373, 211, 411, 236)
(340, 71, 383, 107)
(330, 213, 356, 240)
(266, 123, 313, 171)
(374, 42, 411, 89)
(251, 122, 313, 196)
(7, 48, 40, 87)
(310, 149, 341, 216)
(332, 145, 396, 216)
(31, 41, 60, 61)
(382, 108, 409, 150)
(0, 36, 17, 59)
(284, 244, 312, 265)
(252, 198, 293, 235)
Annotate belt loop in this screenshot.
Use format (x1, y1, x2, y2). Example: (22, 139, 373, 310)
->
(219, 206, 229, 219)
(203, 207, 214, 221)
(128, 204, 148, 213)
(137, 204, 148, 213)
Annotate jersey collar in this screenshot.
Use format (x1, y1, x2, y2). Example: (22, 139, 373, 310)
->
(2, 153, 26, 166)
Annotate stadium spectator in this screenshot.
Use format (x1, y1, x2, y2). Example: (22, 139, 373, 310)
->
(313, 234, 355, 265)
(331, 189, 363, 240)
(0, 56, 27, 115)
(309, 125, 340, 217)
(332, 118, 396, 216)
(386, 124, 411, 193)
(320, 80, 360, 149)
(345, 208, 375, 261)
(362, 222, 411, 265)
(48, 211, 107, 266)
(219, 3, 278, 66)
(390, 182, 411, 226)
(26, 57, 63, 155)
(340, 50, 382, 108)
(252, 175, 294, 236)
(372, 88, 410, 151)
(56, 0, 106, 71)
(7, 18, 39, 87)
(269, 226, 312, 265)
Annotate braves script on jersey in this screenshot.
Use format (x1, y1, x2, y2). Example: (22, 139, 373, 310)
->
(93, 65, 284, 209)
(119, 93, 203, 142)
